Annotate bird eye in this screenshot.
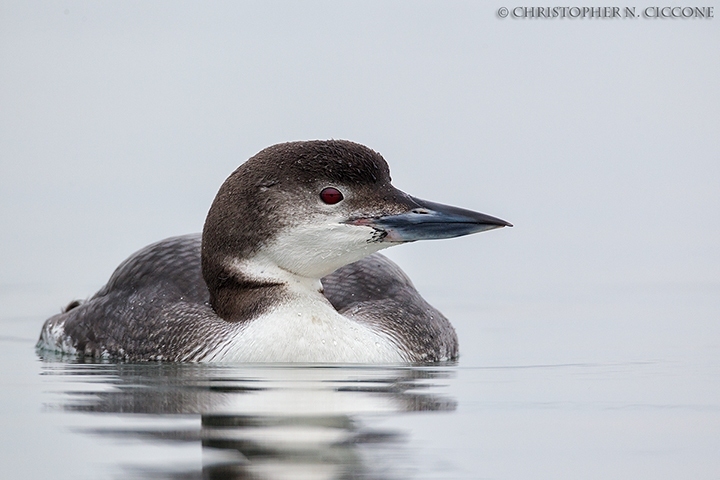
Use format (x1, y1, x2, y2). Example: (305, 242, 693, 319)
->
(320, 187, 344, 205)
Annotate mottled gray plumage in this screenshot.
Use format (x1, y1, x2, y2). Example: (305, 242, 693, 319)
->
(43, 235, 230, 361)
(43, 234, 454, 362)
(322, 254, 458, 362)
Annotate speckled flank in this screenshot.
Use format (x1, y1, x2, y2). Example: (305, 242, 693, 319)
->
(37, 235, 239, 362)
(323, 254, 458, 362)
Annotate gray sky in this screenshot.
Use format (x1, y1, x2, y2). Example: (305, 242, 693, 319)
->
(1, 1, 718, 321)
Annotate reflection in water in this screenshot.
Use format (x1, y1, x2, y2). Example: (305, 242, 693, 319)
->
(39, 355, 456, 479)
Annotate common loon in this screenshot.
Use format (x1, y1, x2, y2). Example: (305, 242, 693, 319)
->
(37, 140, 511, 363)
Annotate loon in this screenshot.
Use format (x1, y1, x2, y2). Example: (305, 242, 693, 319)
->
(37, 140, 511, 363)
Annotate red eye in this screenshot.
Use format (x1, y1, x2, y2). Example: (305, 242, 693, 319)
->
(320, 187, 343, 205)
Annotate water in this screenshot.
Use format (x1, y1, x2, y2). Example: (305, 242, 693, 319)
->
(2, 281, 718, 479)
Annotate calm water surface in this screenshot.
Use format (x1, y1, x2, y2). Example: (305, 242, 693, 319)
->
(1, 283, 719, 479)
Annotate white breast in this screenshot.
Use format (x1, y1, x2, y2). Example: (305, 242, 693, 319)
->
(207, 296, 407, 364)
(209, 251, 408, 363)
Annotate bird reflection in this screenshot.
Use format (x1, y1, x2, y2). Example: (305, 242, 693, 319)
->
(39, 356, 456, 479)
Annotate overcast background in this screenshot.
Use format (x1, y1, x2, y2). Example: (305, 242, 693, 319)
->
(2, 0, 718, 363)
(0, 1, 719, 478)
